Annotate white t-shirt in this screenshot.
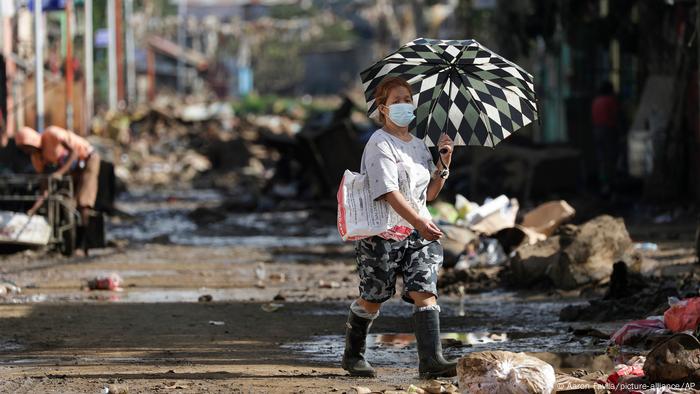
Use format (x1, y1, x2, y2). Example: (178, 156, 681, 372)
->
(360, 129, 436, 219)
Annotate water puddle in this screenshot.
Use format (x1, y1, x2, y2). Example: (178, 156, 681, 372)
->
(286, 291, 615, 368)
(0, 339, 25, 352)
(284, 327, 608, 368)
(108, 189, 340, 248)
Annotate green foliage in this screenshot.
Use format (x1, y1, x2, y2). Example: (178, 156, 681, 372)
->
(232, 94, 336, 119)
(269, 4, 317, 19)
(232, 94, 279, 115)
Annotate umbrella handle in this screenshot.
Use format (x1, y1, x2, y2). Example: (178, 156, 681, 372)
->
(438, 153, 448, 169)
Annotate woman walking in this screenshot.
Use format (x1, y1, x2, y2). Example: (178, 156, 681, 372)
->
(342, 76, 456, 379)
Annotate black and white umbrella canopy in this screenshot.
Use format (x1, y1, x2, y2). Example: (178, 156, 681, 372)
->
(361, 38, 538, 148)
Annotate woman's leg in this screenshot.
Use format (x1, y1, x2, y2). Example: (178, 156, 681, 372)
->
(343, 237, 399, 377)
(403, 235, 456, 379)
(342, 298, 381, 377)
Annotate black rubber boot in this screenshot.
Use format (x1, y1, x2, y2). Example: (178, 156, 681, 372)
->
(414, 309, 457, 379)
(341, 310, 377, 377)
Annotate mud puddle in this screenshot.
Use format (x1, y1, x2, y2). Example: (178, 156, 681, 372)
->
(108, 189, 340, 248)
(286, 292, 619, 368)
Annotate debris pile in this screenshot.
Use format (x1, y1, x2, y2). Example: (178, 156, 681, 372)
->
(91, 97, 304, 193)
(433, 195, 589, 294)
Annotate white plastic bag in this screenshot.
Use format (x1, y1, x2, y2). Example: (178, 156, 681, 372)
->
(337, 163, 417, 241)
(457, 351, 556, 394)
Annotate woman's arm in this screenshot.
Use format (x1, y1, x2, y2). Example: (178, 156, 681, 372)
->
(426, 133, 454, 202)
(427, 174, 446, 202)
(384, 191, 443, 241)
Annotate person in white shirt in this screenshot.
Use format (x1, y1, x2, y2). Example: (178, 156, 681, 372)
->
(342, 76, 456, 379)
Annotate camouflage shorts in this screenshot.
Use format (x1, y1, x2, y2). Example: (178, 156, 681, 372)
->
(355, 231, 443, 304)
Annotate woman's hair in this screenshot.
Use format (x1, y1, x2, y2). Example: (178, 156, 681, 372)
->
(374, 76, 412, 124)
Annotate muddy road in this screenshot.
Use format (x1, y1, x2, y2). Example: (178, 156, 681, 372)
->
(0, 190, 695, 393)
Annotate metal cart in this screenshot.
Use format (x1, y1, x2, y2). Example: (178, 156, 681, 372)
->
(0, 175, 79, 255)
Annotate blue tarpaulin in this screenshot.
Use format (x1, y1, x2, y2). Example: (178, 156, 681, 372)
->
(28, 0, 84, 11)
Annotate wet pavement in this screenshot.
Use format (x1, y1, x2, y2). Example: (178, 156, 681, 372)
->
(108, 189, 340, 248)
(284, 293, 620, 369)
(0, 189, 694, 392)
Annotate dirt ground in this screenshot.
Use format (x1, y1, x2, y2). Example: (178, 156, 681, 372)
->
(0, 242, 463, 394)
(0, 201, 697, 393)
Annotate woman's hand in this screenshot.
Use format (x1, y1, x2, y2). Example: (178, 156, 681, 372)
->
(414, 216, 443, 241)
(437, 133, 454, 168)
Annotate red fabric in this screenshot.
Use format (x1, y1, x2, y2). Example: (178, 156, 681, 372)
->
(591, 95, 619, 128)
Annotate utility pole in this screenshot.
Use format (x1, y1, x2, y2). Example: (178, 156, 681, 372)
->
(84, 0, 93, 134)
(125, 0, 136, 106)
(115, 0, 124, 106)
(107, 0, 117, 110)
(65, 0, 74, 131)
(2, 3, 15, 144)
(177, 0, 187, 94)
(34, 0, 44, 132)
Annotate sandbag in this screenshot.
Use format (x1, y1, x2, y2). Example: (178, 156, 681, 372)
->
(457, 351, 555, 394)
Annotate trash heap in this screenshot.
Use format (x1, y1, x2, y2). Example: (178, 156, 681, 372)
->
(89, 96, 304, 193)
(433, 195, 606, 294)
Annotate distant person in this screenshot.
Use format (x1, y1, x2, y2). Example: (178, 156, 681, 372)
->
(341, 76, 456, 379)
(591, 81, 620, 194)
(15, 126, 100, 252)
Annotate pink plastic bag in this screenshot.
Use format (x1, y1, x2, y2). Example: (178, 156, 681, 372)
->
(664, 297, 700, 332)
(610, 318, 666, 345)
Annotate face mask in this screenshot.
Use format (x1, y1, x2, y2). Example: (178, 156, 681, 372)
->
(386, 103, 415, 127)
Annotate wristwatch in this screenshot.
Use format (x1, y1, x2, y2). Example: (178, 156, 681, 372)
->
(439, 168, 449, 179)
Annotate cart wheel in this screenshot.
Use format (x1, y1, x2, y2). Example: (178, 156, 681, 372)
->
(57, 202, 77, 256)
(59, 225, 76, 256)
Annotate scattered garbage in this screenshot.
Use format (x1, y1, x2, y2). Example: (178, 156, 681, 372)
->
(468, 197, 519, 236)
(520, 200, 575, 237)
(439, 224, 477, 268)
(404, 380, 458, 394)
(465, 195, 511, 227)
(261, 303, 284, 312)
(0, 211, 52, 246)
(0, 279, 21, 296)
(600, 356, 645, 393)
(634, 242, 658, 252)
(318, 280, 340, 289)
(664, 296, 700, 333)
(102, 384, 129, 394)
(350, 386, 372, 394)
(197, 294, 213, 302)
(453, 238, 507, 270)
(87, 274, 123, 291)
(609, 317, 667, 346)
(430, 201, 460, 224)
(457, 351, 555, 394)
(643, 333, 700, 383)
(269, 272, 286, 282)
(208, 320, 225, 326)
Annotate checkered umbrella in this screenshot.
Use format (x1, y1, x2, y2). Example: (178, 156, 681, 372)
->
(361, 38, 538, 148)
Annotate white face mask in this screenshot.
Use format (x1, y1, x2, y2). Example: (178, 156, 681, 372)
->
(386, 103, 415, 127)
